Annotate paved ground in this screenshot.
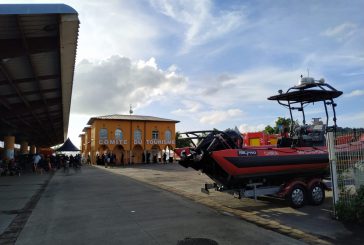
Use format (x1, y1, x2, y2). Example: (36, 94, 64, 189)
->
(0, 172, 52, 242)
(2, 166, 305, 245)
(1, 163, 363, 245)
(97, 163, 364, 245)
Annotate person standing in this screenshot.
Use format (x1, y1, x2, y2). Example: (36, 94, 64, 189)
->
(32, 153, 41, 174)
(163, 152, 167, 164)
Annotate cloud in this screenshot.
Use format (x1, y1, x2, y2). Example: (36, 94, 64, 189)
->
(200, 109, 243, 125)
(170, 67, 308, 131)
(239, 123, 266, 133)
(171, 100, 204, 115)
(57, 0, 162, 61)
(344, 89, 364, 98)
(321, 22, 357, 41)
(71, 56, 187, 115)
(194, 67, 303, 108)
(150, 0, 246, 53)
(338, 112, 364, 128)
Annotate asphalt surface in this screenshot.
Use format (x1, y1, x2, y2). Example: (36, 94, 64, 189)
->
(96, 163, 364, 245)
(10, 166, 306, 245)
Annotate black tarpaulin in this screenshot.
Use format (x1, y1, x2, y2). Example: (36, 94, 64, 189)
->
(56, 138, 79, 152)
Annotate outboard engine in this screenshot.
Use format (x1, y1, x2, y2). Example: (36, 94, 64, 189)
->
(177, 129, 243, 171)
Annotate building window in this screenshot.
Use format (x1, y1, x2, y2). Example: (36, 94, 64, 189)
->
(115, 129, 123, 140)
(134, 129, 142, 140)
(165, 130, 171, 141)
(152, 130, 159, 139)
(99, 128, 107, 139)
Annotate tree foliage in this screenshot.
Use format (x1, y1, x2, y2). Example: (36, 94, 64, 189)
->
(264, 125, 275, 134)
(335, 185, 364, 224)
(264, 117, 292, 134)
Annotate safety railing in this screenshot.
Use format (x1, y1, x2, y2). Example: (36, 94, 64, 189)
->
(327, 129, 364, 215)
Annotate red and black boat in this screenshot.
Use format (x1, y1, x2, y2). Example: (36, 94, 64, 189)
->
(175, 76, 343, 207)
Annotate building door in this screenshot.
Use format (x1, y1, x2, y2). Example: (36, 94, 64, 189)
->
(113, 145, 125, 165)
(151, 145, 160, 163)
(132, 145, 143, 164)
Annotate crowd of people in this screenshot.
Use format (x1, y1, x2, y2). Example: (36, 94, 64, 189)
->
(95, 151, 173, 167)
(0, 153, 82, 176)
(0, 158, 21, 176)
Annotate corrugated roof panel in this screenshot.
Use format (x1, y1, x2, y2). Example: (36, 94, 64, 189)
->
(43, 91, 59, 99)
(39, 79, 60, 90)
(6, 97, 22, 104)
(0, 4, 78, 15)
(31, 52, 59, 76)
(24, 93, 41, 102)
(0, 4, 79, 147)
(0, 85, 11, 95)
(16, 82, 36, 92)
(2, 57, 33, 80)
(19, 15, 58, 38)
(0, 15, 19, 39)
(47, 102, 59, 108)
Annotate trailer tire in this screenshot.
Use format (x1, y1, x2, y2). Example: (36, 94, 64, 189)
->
(308, 183, 325, 205)
(287, 184, 306, 208)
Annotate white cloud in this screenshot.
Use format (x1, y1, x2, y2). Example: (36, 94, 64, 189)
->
(150, 0, 246, 53)
(170, 67, 309, 131)
(172, 100, 204, 115)
(344, 89, 364, 98)
(239, 123, 266, 133)
(71, 56, 187, 115)
(200, 109, 243, 125)
(67, 113, 93, 148)
(338, 112, 364, 128)
(60, 0, 162, 61)
(321, 22, 357, 41)
(193, 67, 303, 108)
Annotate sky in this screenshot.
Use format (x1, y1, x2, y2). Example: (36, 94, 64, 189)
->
(1, 0, 364, 148)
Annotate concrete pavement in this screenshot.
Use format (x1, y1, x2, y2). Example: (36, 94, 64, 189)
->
(1, 163, 363, 244)
(97, 163, 364, 245)
(6, 166, 305, 245)
(0, 172, 53, 244)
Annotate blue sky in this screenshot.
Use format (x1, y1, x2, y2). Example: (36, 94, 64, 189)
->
(2, 0, 363, 147)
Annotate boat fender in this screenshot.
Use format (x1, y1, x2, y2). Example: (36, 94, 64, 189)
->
(307, 178, 323, 190)
(279, 180, 307, 197)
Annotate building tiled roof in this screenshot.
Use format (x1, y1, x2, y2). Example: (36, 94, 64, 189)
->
(87, 114, 180, 125)
(82, 126, 91, 132)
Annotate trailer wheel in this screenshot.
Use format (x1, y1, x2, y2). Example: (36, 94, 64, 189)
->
(308, 183, 325, 205)
(287, 184, 306, 208)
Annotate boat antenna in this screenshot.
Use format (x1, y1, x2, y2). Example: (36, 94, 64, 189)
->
(307, 68, 310, 77)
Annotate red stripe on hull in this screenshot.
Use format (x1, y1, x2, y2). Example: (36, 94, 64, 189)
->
(211, 147, 328, 177)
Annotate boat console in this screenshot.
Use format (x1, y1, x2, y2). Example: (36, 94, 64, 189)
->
(268, 76, 343, 148)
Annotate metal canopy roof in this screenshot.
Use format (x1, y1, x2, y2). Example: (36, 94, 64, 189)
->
(0, 4, 79, 147)
(267, 82, 343, 103)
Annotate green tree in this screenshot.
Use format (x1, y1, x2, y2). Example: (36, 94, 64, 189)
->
(263, 117, 293, 134)
(274, 117, 290, 132)
(264, 125, 275, 134)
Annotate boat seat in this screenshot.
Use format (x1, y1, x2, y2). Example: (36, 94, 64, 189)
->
(277, 137, 293, 148)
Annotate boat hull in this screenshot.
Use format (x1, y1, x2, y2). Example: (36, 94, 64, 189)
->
(179, 146, 329, 188)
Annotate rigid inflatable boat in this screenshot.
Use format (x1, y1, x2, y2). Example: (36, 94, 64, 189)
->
(175, 77, 343, 190)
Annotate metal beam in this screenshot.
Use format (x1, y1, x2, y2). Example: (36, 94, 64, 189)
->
(0, 61, 53, 143)
(16, 16, 58, 145)
(0, 74, 60, 86)
(0, 36, 58, 59)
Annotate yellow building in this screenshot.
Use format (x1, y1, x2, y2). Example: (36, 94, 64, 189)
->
(79, 114, 179, 165)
